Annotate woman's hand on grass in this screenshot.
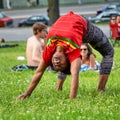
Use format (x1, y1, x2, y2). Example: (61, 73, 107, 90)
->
(17, 92, 30, 100)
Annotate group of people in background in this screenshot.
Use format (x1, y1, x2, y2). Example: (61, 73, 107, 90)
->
(26, 23, 100, 72)
(109, 14, 120, 46)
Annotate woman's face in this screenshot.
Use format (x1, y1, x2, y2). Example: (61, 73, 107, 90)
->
(110, 17, 116, 24)
(116, 16, 120, 23)
(80, 45, 88, 57)
(52, 52, 68, 71)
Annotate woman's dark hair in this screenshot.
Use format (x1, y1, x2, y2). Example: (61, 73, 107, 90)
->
(81, 43, 96, 59)
(61, 61, 71, 74)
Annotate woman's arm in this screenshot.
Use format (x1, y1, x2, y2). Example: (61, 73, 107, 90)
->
(17, 59, 48, 100)
(70, 58, 81, 99)
(89, 54, 96, 69)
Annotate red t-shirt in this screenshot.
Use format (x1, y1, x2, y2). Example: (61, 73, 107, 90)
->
(42, 11, 87, 65)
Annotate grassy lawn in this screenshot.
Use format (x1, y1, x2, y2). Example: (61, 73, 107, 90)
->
(0, 41, 120, 120)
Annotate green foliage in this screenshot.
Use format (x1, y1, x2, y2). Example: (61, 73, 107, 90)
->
(0, 41, 120, 120)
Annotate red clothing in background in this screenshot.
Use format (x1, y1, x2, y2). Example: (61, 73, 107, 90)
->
(109, 23, 119, 39)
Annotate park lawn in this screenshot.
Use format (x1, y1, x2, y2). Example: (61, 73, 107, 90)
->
(0, 41, 120, 120)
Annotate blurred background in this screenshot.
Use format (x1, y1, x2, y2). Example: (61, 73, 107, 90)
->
(0, 0, 119, 9)
(0, 0, 120, 41)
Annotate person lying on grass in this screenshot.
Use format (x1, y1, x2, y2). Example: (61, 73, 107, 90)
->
(0, 38, 19, 48)
(17, 11, 114, 100)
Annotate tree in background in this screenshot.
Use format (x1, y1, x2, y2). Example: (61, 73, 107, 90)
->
(104, 0, 108, 2)
(0, 0, 4, 9)
(36, 0, 40, 6)
(47, 0, 60, 25)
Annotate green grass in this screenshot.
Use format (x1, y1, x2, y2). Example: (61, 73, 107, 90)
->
(0, 41, 120, 120)
(93, 22, 109, 25)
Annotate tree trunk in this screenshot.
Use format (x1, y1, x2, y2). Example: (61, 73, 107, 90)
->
(36, 0, 40, 6)
(0, 0, 4, 9)
(47, 0, 60, 25)
(104, 0, 108, 2)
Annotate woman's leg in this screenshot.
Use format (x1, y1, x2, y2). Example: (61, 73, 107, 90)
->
(84, 21, 114, 90)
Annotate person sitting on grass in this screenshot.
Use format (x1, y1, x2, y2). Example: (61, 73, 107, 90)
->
(26, 23, 48, 70)
(17, 11, 114, 100)
(80, 43, 100, 72)
(12, 23, 48, 71)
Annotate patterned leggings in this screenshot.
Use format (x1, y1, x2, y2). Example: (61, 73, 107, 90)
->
(83, 20, 114, 74)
